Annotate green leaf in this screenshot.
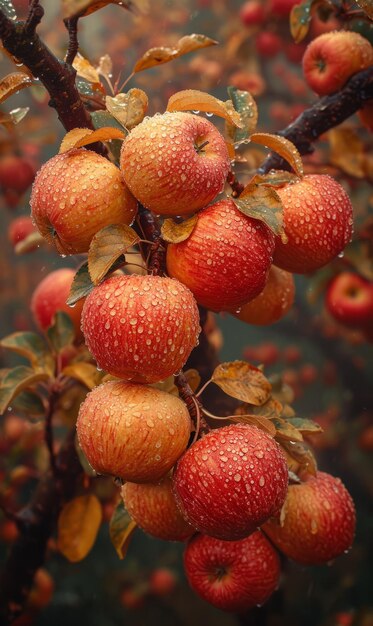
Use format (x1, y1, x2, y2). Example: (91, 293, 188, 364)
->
(109, 500, 137, 560)
(67, 262, 94, 307)
(47, 312, 75, 353)
(11, 390, 45, 418)
(0, 331, 54, 375)
(91, 110, 126, 132)
(233, 184, 286, 240)
(88, 224, 139, 285)
(226, 86, 258, 144)
(211, 361, 272, 406)
(287, 417, 323, 434)
(0, 366, 49, 414)
(290, 0, 325, 43)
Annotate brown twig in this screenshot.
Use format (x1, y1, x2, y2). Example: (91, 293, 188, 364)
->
(64, 16, 79, 66)
(135, 204, 167, 275)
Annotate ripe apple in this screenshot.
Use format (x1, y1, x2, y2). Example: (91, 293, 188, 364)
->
(149, 568, 177, 596)
(120, 111, 230, 216)
(231, 265, 295, 325)
(81, 274, 200, 383)
(325, 272, 373, 329)
(77, 381, 191, 482)
(30, 148, 137, 254)
(184, 531, 280, 612)
(30, 268, 84, 340)
(0, 155, 35, 194)
(8, 216, 38, 251)
(166, 198, 275, 312)
(263, 471, 355, 564)
(255, 32, 282, 58)
(173, 424, 288, 541)
(121, 474, 195, 541)
(239, 1, 267, 26)
(270, 0, 299, 17)
(302, 32, 373, 96)
(273, 175, 353, 273)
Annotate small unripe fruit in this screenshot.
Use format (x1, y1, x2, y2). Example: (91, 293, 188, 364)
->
(184, 531, 280, 612)
(302, 32, 373, 96)
(120, 112, 230, 216)
(121, 475, 195, 541)
(82, 274, 200, 383)
(232, 265, 295, 325)
(77, 381, 191, 482)
(30, 148, 137, 254)
(263, 471, 356, 565)
(173, 424, 288, 540)
(166, 199, 275, 312)
(30, 268, 84, 340)
(273, 175, 353, 273)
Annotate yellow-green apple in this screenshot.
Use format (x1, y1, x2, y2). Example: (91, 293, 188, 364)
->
(30, 268, 84, 340)
(77, 381, 191, 482)
(263, 471, 355, 564)
(120, 112, 230, 216)
(166, 199, 275, 312)
(173, 424, 288, 540)
(273, 175, 353, 273)
(231, 265, 295, 325)
(184, 531, 280, 612)
(302, 32, 373, 96)
(81, 274, 200, 383)
(325, 272, 373, 329)
(30, 148, 137, 254)
(122, 474, 195, 541)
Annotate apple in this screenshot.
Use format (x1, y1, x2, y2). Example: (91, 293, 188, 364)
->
(77, 381, 191, 482)
(255, 32, 282, 58)
(81, 274, 200, 383)
(120, 111, 230, 216)
(173, 424, 288, 541)
(30, 148, 137, 255)
(27, 569, 54, 610)
(239, 1, 267, 26)
(0, 155, 35, 195)
(273, 175, 353, 274)
(302, 32, 373, 96)
(149, 568, 177, 596)
(270, 0, 299, 17)
(166, 198, 275, 312)
(121, 474, 195, 541)
(8, 216, 38, 249)
(231, 265, 295, 325)
(184, 531, 280, 612)
(325, 272, 373, 329)
(263, 471, 355, 565)
(243, 342, 280, 366)
(285, 42, 307, 64)
(30, 268, 85, 340)
(310, 14, 340, 38)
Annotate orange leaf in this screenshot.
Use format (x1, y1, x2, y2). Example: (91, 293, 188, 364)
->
(134, 34, 217, 73)
(0, 72, 33, 104)
(105, 89, 148, 130)
(62, 0, 148, 19)
(110, 500, 137, 559)
(59, 127, 126, 153)
(161, 215, 198, 244)
(73, 53, 100, 84)
(57, 495, 102, 562)
(167, 89, 241, 127)
(232, 413, 276, 436)
(250, 132, 304, 177)
(212, 361, 272, 406)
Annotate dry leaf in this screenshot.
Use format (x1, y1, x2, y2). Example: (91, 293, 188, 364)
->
(105, 89, 148, 130)
(57, 494, 102, 562)
(184, 369, 201, 393)
(62, 0, 148, 20)
(59, 126, 125, 153)
(73, 53, 100, 84)
(0, 72, 32, 104)
(281, 440, 317, 476)
(167, 89, 242, 127)
(232, 413, 276, 436)
(272, 417, 304, 442)
(62, 362, 103, 389)
(161, 215, 198, 244)
(250, 133, 304, 177)
(88, 224, 140, 284)
(234, 183, 285, 240)
(110, 500, 137, 559)
(212, 361, 272, 406)
(134, 34, 217, 73)
(329, 128, 366, 178)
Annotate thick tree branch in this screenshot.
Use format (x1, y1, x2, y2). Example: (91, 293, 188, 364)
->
(259, 66, 373, 174)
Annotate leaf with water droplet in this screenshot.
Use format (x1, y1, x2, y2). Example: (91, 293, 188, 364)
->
(233, 183, 286, 241)
(290, 0, 325, 43)
(106, 89, 148, 131)
(62, 362, 104, 390)
(134, 34, 217, 73)
(161, 214, 198, 244)
(73, 53, 101, 84)
(109, 500, 137, 560)
(271, 417, 304, 442)
(282, 440, 317, 476)
(250, 133, 304, 178)
(212, 361, 272, 406)
(57, 494, 102, 562)
(225, 86, 258, 145)
(59, 126, 125, 153)
(96, 54, 113, 81)
(0, 366, 49, 415)
(88, 224, 139, 285)
(67, 262, 94, 306)
(167, 89, 242, 127)
(0, 72, 33, 104)
(232, 413, 276, 436)
(62, 0, 148, 20)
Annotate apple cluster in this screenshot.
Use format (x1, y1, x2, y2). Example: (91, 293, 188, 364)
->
(29, 109, 357, 612)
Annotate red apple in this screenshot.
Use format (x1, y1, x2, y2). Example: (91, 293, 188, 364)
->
(231, 265, 295, 325)
(184, 531, 280, 612)
(239, 1, 267, 26)
(120, 112, 230, 216)
(166, 199, 275, 312)
(28, 569, 54, 610)
(173, 424, 288, 541)
(8, 216, 38, 249)
(325, 272, 373, 329)
(149, 568, 177, 596)
(30, 268, 84, 340)
(263, 471, 355, 564)
(121, 474, 195, 541)
(255, 32, 282, 58)
(77, 381, 191, 482)
(81, 274, 200, 383)
(302, 32, 373, 96)
(273, 175, 353, 273)
(30, 148, 137, 254)
(0, 156, 35, 194)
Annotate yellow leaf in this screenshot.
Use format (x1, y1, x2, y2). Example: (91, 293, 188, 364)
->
(110, 500, 137, 559)
(88, 224, 140, 285)
(59, 126, 126, 153)
(57, 494, 102, 563)
(232, 413, 276, 436)
(73, 53, 100, 84)
(212, 361, 272, 406)
(134, 33, 217, 73)
(167, 89, 241, 127)
(184, 369, 201, 393)
(105, 89, 148, 130)
(62, 362, 103, 389)
(161, 214, 198, 244)
(329, 128, 366, 179)
(250, 133, 304, 177)
(0, 72, 32, 104)
(62, 0, 148, 20)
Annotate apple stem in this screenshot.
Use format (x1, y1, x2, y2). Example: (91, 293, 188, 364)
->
(195, 140, 210, 153)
